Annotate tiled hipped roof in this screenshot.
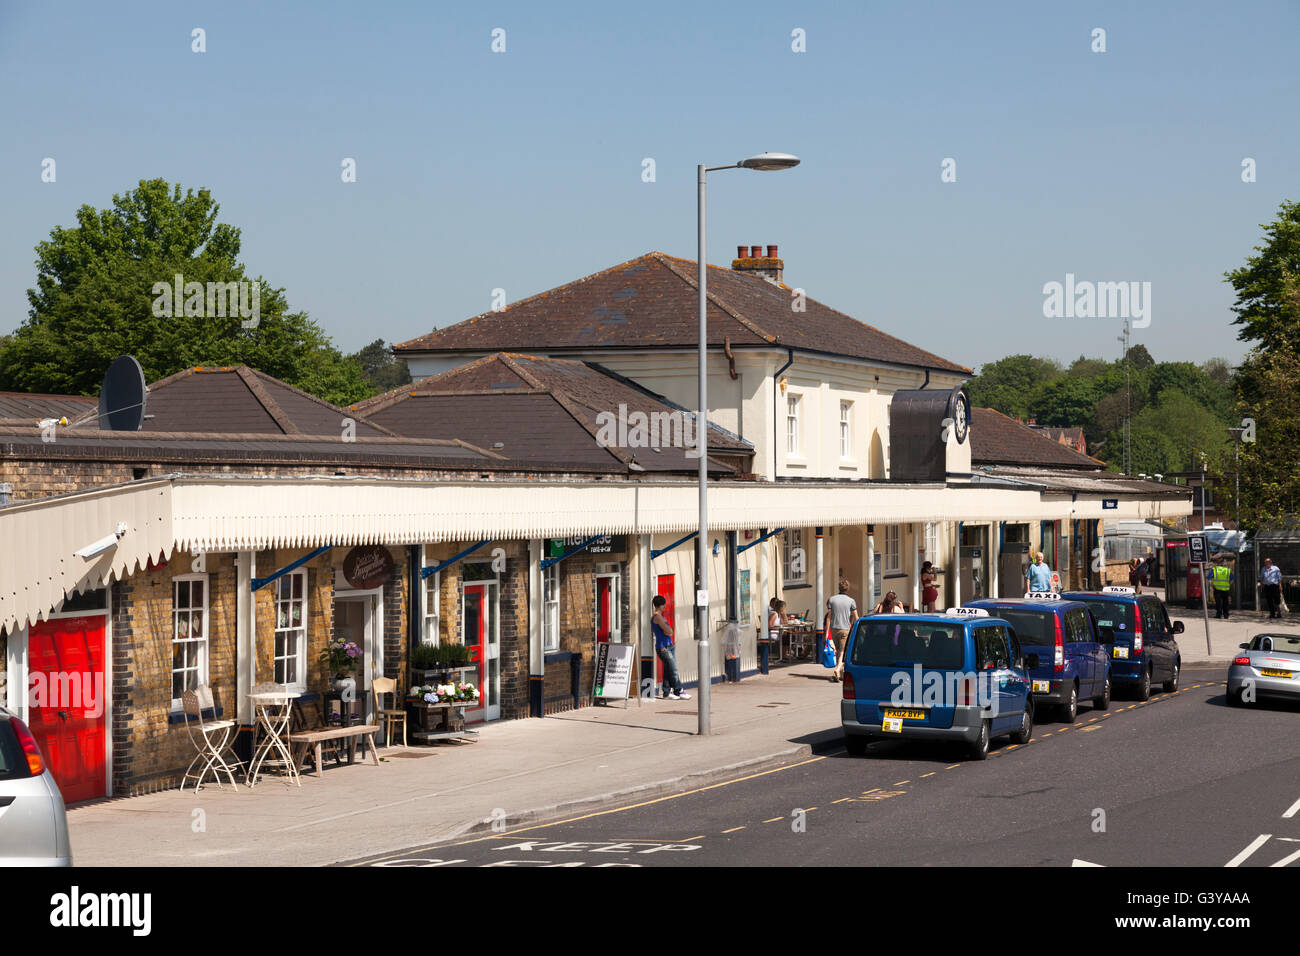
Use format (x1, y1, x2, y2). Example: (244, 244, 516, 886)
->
(395, 252, 970, 374)
(353, 352, 752, 474)
(134, 366, 396, 438)
(971, 408, 1104, 469)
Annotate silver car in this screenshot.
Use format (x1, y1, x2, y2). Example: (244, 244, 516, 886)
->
(0, 705, 72, 866)
(1227, 633, 1300, 706)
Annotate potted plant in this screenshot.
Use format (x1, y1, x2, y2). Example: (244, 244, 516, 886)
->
(409, 642, 476, 685)
(320, 635, 361, 698)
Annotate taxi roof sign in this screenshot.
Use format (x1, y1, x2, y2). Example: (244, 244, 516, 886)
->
(946, 607, 989, 617)
(1025, 591, 1062, 601)
(1102, 585, 1136, 594)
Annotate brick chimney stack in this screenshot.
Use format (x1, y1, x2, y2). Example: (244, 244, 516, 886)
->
(731, 243, 784, 285)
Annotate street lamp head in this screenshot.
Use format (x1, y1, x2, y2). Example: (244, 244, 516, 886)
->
(738, 152, 800, 171)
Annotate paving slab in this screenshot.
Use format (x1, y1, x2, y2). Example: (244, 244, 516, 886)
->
(67, 662, 844, 866)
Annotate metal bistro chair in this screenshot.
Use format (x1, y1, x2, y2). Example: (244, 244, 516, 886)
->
(372, 676, 407, 748)
(181, 685, 242, 792)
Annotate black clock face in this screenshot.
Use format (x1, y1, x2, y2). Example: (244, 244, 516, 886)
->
(953, 392, 969, 443)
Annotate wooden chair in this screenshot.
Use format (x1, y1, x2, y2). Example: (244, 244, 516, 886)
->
(372, 676, 407, 747)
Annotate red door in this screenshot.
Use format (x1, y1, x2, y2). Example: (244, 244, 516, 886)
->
(655, 575, 676, 682)
(596, 577, 613, 644)
(26, 615, 108, 803)
(463, 585, 486, 722)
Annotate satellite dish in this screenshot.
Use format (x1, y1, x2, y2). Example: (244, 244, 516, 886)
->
(98, 356, 147, 431)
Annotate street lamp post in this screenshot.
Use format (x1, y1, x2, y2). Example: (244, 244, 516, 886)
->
(695, 152, 799, 737)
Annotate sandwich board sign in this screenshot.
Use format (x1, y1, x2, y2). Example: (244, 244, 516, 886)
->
(593, 641, 636, 704)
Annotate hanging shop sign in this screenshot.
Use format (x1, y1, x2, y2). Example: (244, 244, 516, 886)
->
(343, 545, 394, 590)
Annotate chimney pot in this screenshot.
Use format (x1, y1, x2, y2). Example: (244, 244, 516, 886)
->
(737, 245, 748, 259)
(767, 244, 778, 258)
(750, 245, 763, 258)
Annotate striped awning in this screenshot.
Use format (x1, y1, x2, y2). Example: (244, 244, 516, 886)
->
(0, 473, 1191, 633)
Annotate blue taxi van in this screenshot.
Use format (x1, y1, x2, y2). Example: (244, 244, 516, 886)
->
(841, 609, 1038, 760)
(1061, 586, 1182, 700)
(964, 593, 1111, 722)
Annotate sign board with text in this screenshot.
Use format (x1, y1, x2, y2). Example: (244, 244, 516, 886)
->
(592, 641, 635, 700)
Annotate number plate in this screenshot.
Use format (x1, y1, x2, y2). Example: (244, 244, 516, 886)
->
(1113, 646, 1129, 659)
(883, 708, 926, 720)
(1260, 668, 1294, 678)
(1031, 680, 1050, 693)
(882, 717, 903, 733)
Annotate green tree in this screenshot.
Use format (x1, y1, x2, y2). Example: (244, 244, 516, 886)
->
(0, 179, 369, 406)
(347, 339, 411, 395)
(1226, 199, 1300, 355)
(1108, 389, 1232, 478)
(966, 354, 1062, 418)
(1228, 351, 1300, 531)
(1028, 376, 1099, 428)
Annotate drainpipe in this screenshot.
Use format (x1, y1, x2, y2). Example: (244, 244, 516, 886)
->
(918, 368, 931, 389)
(773, 348, 794, 478)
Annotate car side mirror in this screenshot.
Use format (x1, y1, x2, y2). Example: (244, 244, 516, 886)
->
(1024, 653, 1040, 669)
(1239, 642, 1249, 649)
(1172, 620, 1184, 634)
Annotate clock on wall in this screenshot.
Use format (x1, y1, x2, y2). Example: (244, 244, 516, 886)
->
(947, 387, 970, 444)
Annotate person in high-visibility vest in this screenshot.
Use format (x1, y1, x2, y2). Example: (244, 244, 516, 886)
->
(1209, 556, 1233, 619)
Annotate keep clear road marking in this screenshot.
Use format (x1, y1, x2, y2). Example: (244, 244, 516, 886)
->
(1226, 834, 1272, 867)
(1284, 795, 1300, 819)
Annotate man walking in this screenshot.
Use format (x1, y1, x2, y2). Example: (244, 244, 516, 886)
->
(1209, 556, 1233, 619)
(1260, 557, 1283, 619)
(652, 594, 690, 701)
(826, 582, 858, 683)
(1025, 552, 1054, 594)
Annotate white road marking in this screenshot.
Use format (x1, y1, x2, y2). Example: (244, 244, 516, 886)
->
(1072, 858, 1104, 867)
(1283, 794, 1300, 819)
(1271, 847, 1300, 868)
(1226, 834, 1272, 867)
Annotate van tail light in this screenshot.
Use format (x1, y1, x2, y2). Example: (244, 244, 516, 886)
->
(1132, 604, 1144, 655)
(1232, 656, 1251, 666)
(842, 672, 855, 700)
(9, 716, 45, 776)
(1053, 615, 1065, 673)
(955, 675, 975, 706)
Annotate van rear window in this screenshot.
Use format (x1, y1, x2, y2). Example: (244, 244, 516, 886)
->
(986, 609, 1053, 643)
(851, 621, 965, 669)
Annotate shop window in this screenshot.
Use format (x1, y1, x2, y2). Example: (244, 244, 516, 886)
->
(924, 522, 939, 561)
(423, 570, 440, 645)
(543, 564, 560, 652)
(172, 575, 209, 707)
(274, 570, 307, 691)
(783, 529, 806, 586)
(884, 525, 901, 573)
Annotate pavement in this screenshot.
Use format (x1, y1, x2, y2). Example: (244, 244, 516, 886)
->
(66, 592, 1300, 867)
(67, 661, 846, 866)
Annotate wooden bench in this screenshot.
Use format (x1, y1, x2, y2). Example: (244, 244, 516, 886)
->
(288, 698, 381, 777)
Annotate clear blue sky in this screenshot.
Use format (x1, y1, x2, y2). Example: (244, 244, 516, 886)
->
(2, 0, 1296, 373)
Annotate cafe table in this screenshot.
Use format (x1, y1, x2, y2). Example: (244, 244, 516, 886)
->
(246, 688, 302, 787)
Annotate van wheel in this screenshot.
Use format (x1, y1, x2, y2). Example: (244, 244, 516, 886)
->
(1010, 705, 1033, 745)
(968, 720, 990, 760)
(1163, 661, 1180, 693)
(1136, 667, 1151, 701)
(844, 734, 867, 756)
(1093, 674, 1111, 710)
(1059, 684, 1078, 723)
